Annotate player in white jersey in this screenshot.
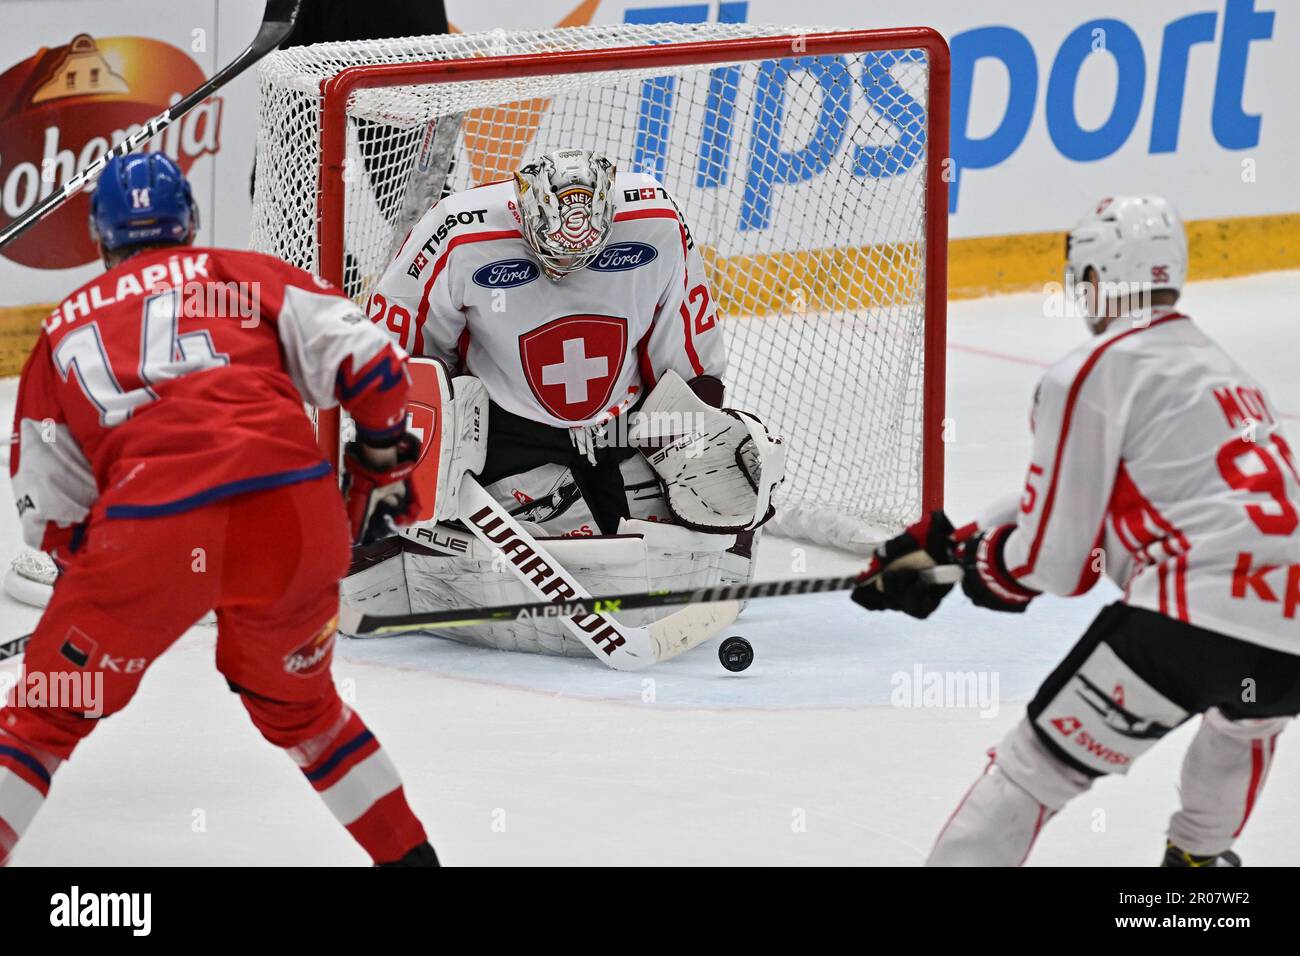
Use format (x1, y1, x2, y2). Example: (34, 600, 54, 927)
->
(350, 148, 784, 658)
(854, 196, 1300, 866)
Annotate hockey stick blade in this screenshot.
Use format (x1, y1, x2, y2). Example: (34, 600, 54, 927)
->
(341, 565, 963, 638)
(456, 478, 660, 670)
(0, 0, 302, 250)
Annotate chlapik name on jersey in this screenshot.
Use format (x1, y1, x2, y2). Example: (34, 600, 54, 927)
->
(366, 171, 725, 428)
(11, 247, 408, 556)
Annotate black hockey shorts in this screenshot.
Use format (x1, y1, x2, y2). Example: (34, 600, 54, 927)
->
(478, 401, 639, 535)
(1027, 601, 1300, 777)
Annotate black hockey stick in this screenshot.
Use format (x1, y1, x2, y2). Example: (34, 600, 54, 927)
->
(341, 565, 963, 638)
(0, 0, 302, 251)
(0, 634, 32, 663)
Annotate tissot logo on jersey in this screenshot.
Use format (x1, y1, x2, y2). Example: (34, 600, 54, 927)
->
(472, 258, 539, 288)
(407, 209, 488, 278)
(623, 186, 666, 203)
(588, 242, 657, 273)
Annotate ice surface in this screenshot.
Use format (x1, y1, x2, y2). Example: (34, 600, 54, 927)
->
(1, 271, 1297, 865)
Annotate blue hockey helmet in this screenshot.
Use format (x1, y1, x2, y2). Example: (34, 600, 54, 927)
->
(89, 152, 197, 253)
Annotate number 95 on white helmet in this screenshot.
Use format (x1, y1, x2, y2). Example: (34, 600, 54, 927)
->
(1065, 195, 1188, 332)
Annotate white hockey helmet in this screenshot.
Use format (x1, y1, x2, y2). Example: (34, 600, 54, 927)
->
(514, 148, 617, 281)
(1065, 195, 1187, 332)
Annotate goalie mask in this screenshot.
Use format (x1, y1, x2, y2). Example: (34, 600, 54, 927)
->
(514, 149, 616, 281)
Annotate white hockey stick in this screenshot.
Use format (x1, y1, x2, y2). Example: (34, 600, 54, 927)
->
(399, 477, 738, 670)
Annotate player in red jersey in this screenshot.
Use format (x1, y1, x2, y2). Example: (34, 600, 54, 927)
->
(1, 153, 435, 865)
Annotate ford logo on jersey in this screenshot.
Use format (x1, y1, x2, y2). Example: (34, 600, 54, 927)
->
(588, 242, 658, 272)
(473, 258, 540, 288)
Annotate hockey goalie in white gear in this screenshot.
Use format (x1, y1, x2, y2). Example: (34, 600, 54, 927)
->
(344, 148, 785, 659)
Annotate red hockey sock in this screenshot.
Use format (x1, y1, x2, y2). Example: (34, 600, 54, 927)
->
(289, 707, 427, 864)
(0, 728, 63, 866)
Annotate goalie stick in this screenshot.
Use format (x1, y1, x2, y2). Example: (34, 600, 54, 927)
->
(386, 356, 736, 670)
(339, 565, 964, 638)
(0, 634, 32, 664)
(453, 477, 740, 670)
(0, 0, 302, 250)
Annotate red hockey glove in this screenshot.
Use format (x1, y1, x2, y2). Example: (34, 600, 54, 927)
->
(342, 432, 423, 546)
(958, 524, 1039, 613)
(851, 510, 959, 619)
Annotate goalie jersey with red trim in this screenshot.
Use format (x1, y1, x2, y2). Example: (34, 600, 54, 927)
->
(365, 172, 726, 427)
(10, 247, 409, 557)
(990, 308, 1300, 653)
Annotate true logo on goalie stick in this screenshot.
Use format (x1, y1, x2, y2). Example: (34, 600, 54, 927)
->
(588, 242, 657, 273)
(472, 258, 539, 288)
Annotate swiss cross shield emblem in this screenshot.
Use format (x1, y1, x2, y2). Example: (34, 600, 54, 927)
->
(519, 314, 628, 421)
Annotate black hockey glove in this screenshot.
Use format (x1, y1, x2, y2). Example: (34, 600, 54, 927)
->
(958, 524, 1039, 613)
(851, 510, 959, 620)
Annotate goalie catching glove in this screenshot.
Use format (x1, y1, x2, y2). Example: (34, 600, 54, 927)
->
(630, 371, 786, 533)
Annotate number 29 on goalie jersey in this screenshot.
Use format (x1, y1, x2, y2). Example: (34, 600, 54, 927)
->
(365, 171, 727, 428)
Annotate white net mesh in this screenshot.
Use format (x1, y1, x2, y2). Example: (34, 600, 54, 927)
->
(251, 23, 940, 551)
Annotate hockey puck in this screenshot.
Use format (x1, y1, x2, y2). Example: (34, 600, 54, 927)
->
(718, 636, 753, 672)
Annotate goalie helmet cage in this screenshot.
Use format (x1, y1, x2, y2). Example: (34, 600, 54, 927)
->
(251, 23, 949, 552)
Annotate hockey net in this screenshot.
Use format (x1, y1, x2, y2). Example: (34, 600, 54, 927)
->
(250, 23, 948, 552)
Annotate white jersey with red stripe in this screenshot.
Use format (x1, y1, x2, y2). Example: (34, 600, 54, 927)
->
(365, 172, 725, 428)
(997, 307, 1300, 654)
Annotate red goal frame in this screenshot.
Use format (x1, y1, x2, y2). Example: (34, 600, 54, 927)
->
(315, 28, 949, 516)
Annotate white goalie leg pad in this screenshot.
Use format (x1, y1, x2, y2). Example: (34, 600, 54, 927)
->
(1166, 707, 1289, 856)
(338, 539, 414, 632)
(630, 370, 785, 533)
(928, 719, 1093, 866)
(339, 519, 739, 657)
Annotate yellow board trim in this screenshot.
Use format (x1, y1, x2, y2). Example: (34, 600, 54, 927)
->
(2, 212, 1296, 376)
(949, 211, 1300, 301)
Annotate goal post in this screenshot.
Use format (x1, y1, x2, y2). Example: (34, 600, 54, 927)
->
(252, 24, 949, 552)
